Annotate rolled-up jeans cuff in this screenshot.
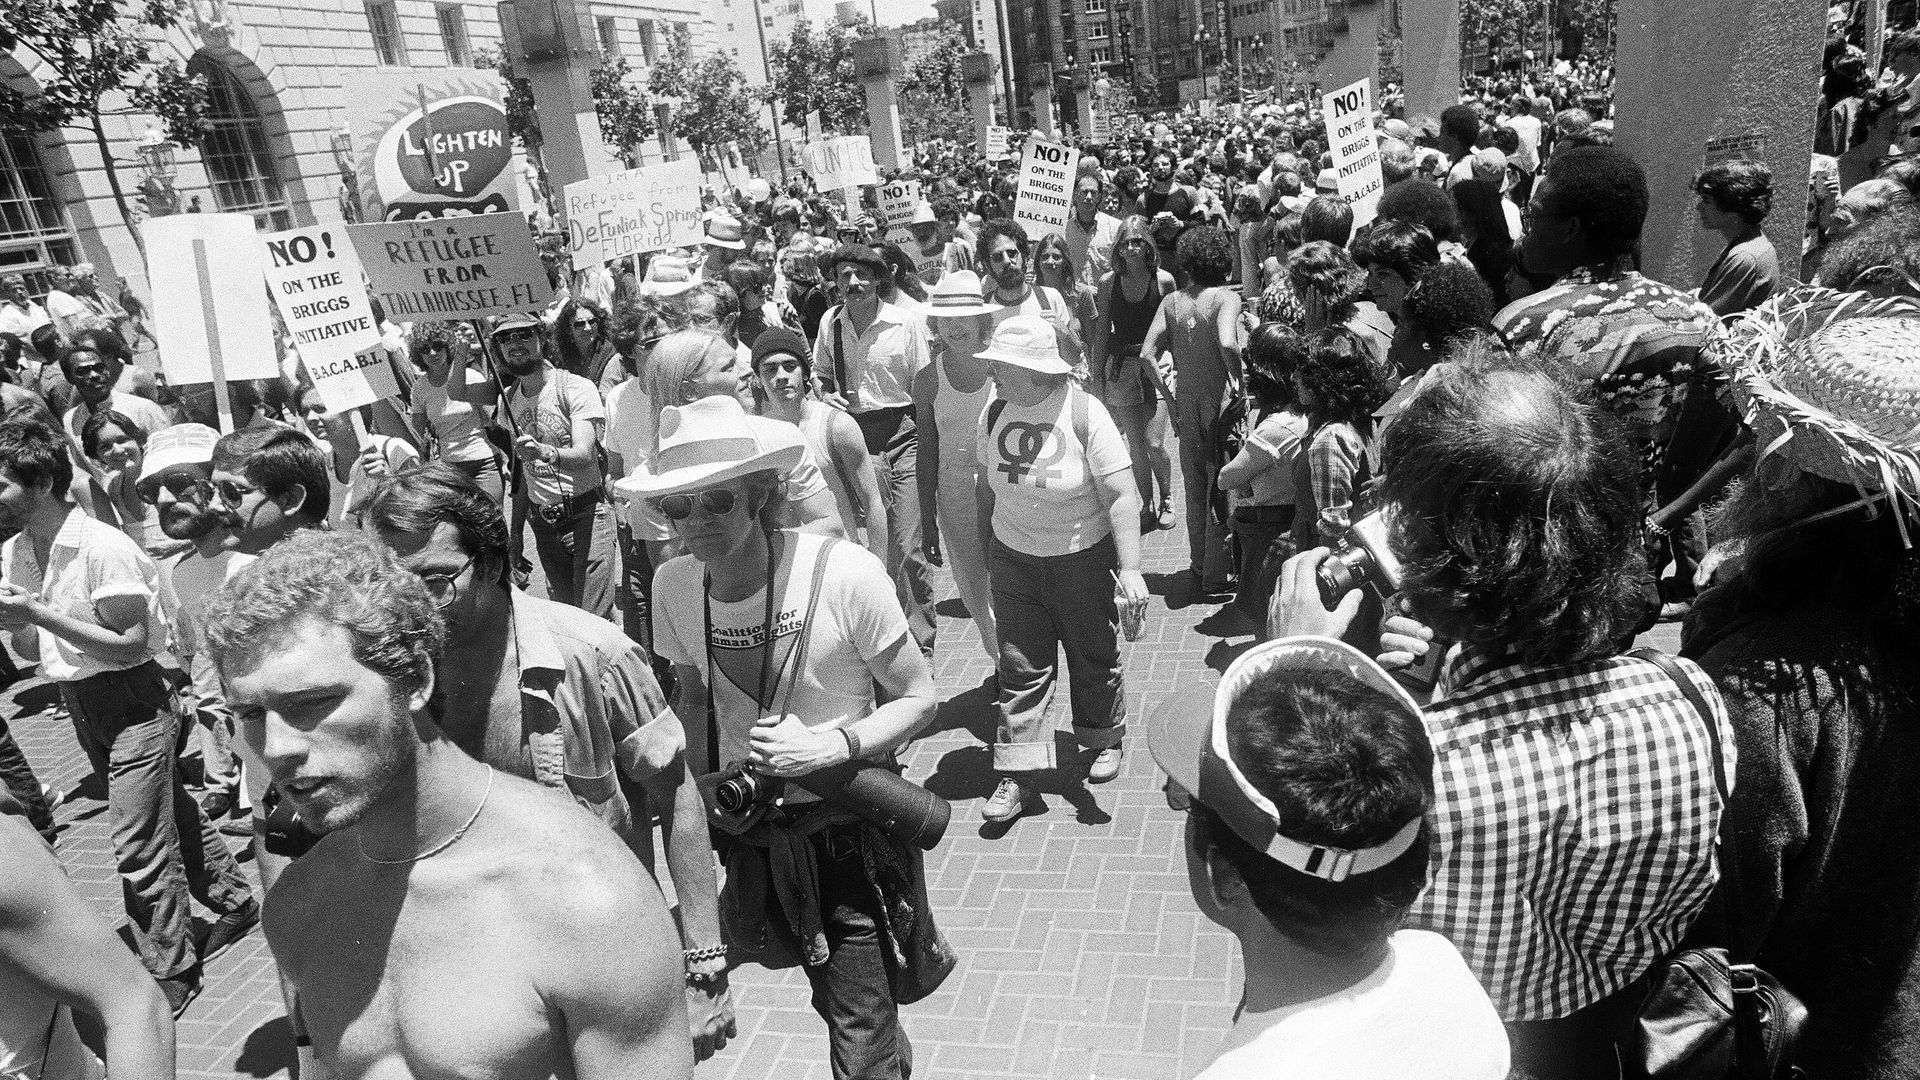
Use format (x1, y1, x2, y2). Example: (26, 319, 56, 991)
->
(992, 740, 1055, 774)
(1073, 722, 1125, 751)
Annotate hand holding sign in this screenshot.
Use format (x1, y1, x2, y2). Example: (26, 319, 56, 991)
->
(1320, 79, 1384, 229)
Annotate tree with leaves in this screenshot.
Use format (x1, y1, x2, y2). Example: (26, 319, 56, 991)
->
(898, 22, 973, 148)
(0, 0, 212, 262)
(591, 54, 659, 167)
(647, 24, 771, 172)
(767, 17, 871, 136)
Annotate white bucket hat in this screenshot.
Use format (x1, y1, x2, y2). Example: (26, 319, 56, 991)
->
(613, 395, 803, 499)
(977, 314, 1070, 375)
(923, 270, 998, 319)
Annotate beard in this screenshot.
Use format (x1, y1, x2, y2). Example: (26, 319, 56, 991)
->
(498, 350, 543, 377)
(285, 697, 418, 835)
(993, 263, 1025, 289)
(158, 501, 221, 542)
(1705, 467, 1826, 547)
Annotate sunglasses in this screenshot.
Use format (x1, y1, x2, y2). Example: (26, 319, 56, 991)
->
(135, 474, 210, 506)
(215, 479, 256, 506)
(653, 487, 740, 521)
(494, 328, 539, 344)
(572, 318, 598, 329)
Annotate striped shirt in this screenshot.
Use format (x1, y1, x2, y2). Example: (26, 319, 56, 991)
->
(1407, 647, 1734, 1021)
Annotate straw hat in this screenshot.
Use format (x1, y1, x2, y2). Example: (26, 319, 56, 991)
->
(1715, 286, 1920, 534)
(977, 314, 1070, 375)
(923, 270, 998, 319)
(613, 395, 803, 498)
(703, 213, 746, 249)
(639, 255, 696, 297)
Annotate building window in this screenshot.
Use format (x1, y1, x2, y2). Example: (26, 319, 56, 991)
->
(655, 104, 679, 159)
(597, 15, 620, 56)
(1089, 45, 1113, 63)
(639, 19, 659, 62)
(0, 132, 79, 298)
(191, 57, 292, 231)
(1089, 22, 1108, 38)
(366, 1, 408, 66)
(1084, 0, 1106, 11)
(436, 5, 471, 65)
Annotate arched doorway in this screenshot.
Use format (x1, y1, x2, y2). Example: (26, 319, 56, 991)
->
(0, 129, 82, 300)
(189, 53, 293, 230)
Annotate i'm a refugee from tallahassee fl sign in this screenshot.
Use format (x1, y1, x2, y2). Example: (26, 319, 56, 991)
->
(348, 211, 554, 322)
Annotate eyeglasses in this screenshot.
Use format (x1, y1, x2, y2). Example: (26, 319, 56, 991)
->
(653, 487, 740, 521)
(1164, 780, 1193, 812)
(572, 318, 598, 329)
(494, 328, 540, 344)
(135, 474, 209, 506)
(989, 249, 1024, 262)
(215, 479, 257, 507)
(417, 555, 476, 610)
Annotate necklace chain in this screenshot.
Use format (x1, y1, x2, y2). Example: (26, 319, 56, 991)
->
(356, 765, 495, 865)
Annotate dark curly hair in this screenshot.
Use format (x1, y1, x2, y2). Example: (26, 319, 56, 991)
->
(1297, 327, 1385, 429)
(1539, 145, 1648, 261)
(1288, 241, 1369, 318)
(1244, 323, 1308, 411)
(1377, 360, 1647, 666)
(1693, 159, 1774, 224)
(1816, 208, 1920, 297)
(974, 217, 1030, 270)
(1375, 180, 1458, 244)
(1177, 225, 1236, 287)
(1352, 219, 1440, 285)
(1402, 264, 1498, 358)
(1299, 197, 1354, 247)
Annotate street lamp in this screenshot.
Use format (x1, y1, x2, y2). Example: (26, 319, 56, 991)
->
(1246, 36, 1266, 105)
(135, 125, 179, 218)
(1194, 27, 1212, 105)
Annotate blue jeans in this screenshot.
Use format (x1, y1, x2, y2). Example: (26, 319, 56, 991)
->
(530, 493, 616, 620)
(62, 661, 254, 978)
(801, 825, 914, 1080)
(988, 536, 1127, 773)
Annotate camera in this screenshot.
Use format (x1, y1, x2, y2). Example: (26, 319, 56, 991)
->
(1316, 511, 1406, 609)
(706, 760, 952, 851)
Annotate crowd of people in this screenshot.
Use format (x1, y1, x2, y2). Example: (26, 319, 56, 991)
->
(0, 25, 1918, 1080)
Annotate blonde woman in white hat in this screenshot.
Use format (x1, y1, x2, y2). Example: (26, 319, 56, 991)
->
(975, 314, 1148, 824)
(912, 270, 1001, 663)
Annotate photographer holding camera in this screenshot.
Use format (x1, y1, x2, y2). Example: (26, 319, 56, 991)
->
(625, 394, 951, 1080)
(1269, 358, 1731, 1078)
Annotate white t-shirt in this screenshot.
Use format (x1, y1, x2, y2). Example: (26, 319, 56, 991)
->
(411, 371, 494, 463)
(65, 392, 173, 445)
(506, 368, 605, 505)
(1196, 931, 1509, 1080)
(651, 532, 907, 784)
(977, 384, 1132, 557)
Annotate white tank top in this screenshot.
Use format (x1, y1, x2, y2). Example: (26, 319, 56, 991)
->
(0, 966, 101, 1080)
(933, 353, 993, 480)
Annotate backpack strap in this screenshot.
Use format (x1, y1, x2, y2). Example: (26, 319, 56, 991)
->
(773, 536, 838, 721)
(1036, 286, 1054, 316)
(831, 308, 849, 397)
(984, 396, 1009, 435)
(1629, 648, 1726, 803)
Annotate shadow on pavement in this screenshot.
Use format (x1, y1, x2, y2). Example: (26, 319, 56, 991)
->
(1204, 639, 1256, 674)
(236, 1015, 295, 1078)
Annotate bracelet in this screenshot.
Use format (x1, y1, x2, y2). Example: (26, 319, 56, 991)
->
(684, 943, 728, 966)
(686, 967, 729, 990)
(841, 726, 863, 761)
(1644, 515, 1671, 538)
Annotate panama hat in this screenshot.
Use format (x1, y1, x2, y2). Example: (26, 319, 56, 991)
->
(923, 270, 998, 319)
(1715, 286, 1920, 541)
(137, 423, 219, 485)
(639, 255, 696, 297)
(977, 314, 1070, 375)
(613, 395, 804, 499)
(703, 213, 747, 250)
(1146, 637, 1425, 883)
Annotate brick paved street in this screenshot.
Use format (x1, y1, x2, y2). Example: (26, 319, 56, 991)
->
(8, 510, 1682, 1080)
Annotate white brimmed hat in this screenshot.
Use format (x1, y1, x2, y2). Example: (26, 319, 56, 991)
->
(639, 255, 697, 297)
(1146, 636, 1426, 883)
(703, 212, 747, 250)
(977, 314, 1070, 375)
(1717, 286, 1920, 540)
(923, 270, 998, 319)
(613, 395, 803, 499)
(137, 423, 219, 484)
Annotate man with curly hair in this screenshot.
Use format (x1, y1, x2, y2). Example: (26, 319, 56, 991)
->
(1271, 360, 1732, 1078)
(1692, 159, 1778, 317)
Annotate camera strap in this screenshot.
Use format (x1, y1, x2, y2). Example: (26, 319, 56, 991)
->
(700, 533, 837, 774)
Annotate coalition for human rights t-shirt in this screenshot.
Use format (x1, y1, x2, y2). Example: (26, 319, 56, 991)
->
(651, 532, 907, 782)
(977, 385, 1133, 557)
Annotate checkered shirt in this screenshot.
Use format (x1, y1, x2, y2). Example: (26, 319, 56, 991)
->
(1406, 647, 1735, 1022)
(1302, 420, 1368, 548)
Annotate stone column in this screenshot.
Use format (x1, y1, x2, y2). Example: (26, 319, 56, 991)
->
(964, 51, 997, 153)
(1030, 62, 1057, 138)
(853, 36, 905, 170)
(1613, 0, 1823, 286)
(1315, 0, 1382, 99)
(498, 0, 620, 190)
(1400, 0, 1460, 126)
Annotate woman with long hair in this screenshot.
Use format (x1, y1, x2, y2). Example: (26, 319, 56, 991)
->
(872, 241, 929, 307)
(1217, 324, 1309, 620)
(1033, 233, 1095, 371)
(1291, 326, 1387, 550)
(554, 297, 618, 385)
(1090, 216, 1177, 533)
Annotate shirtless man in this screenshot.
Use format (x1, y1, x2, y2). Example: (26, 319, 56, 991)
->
(203, 530, 690, 1080)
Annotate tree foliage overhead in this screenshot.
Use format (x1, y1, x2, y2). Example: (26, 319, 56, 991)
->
(767, 16, 871, 135)
(591, 53, 658, 166)
(898, 21, 972, 148)
(647, 23, 771, 168)
(0, 0, 211, 144)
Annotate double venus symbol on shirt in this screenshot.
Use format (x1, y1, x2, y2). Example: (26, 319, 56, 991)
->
(996, 421, 1066, 488)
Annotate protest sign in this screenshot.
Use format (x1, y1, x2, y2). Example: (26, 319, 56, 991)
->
(562, 160, 703, 271)
(262, 224, 382, 364)
(345, 69, 518, 222)
(986, 126, 1012, 159)
(348, 211, 553, 323)
(877, 179, 921, 228)
(144, 214, 282, 390)
(1013, 137, 1079, 240)
(301, 349, 404, 416)
(1321, 78, 1384, 228)
(803, 135, 878, 190)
